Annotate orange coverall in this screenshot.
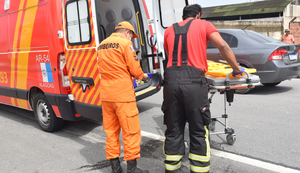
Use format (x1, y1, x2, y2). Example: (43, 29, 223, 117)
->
(97, 33, 144, 161)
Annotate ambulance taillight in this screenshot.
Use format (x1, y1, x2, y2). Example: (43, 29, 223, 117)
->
(58, 53, 71, 94)
(153, 48, 159, 69)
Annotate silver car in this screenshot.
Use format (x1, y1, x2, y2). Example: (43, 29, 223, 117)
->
(207, 29, 300, 93)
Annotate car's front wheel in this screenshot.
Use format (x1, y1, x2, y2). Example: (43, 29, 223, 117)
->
(262, 82, 281, 87)
(33, 93, 64, 132)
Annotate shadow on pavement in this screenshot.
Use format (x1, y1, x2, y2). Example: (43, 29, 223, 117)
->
(137, 101, 162, 113)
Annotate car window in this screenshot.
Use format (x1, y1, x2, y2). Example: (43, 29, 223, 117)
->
(220, 33, 238, 48)
(229, 35, 238, 47)
(207, 33, 238, 49)
(244, 30, 281, 43)
(207, 42, 216, 49)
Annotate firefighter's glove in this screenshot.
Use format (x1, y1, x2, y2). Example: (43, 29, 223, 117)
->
(232, 67, 245, 77)
(146, 73, 152, 79)
(133, 79, 137, 88)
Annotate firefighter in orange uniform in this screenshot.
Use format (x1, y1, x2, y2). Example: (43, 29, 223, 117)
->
(97, 21, 150, 173)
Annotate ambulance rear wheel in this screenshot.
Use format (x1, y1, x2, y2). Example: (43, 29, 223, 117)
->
(33, 93, 63, 132)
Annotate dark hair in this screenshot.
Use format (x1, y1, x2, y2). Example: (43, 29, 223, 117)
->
(182, 4, 202, 20)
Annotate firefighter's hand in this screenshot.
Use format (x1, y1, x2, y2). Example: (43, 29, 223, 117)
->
(142, 73, 148, 80)
(232, 67, 245, 77)
(133, 79, 137, 88)
(146, 73, 152, 79)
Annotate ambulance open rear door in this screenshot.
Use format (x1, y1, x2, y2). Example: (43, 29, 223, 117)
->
(152, 0, 191, 77)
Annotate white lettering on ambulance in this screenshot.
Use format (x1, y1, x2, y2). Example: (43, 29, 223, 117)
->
(36, 54, 50, 63)
(39, 82, 54, 88)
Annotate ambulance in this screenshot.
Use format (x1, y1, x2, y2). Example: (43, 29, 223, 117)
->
(0, 0, 191, 131)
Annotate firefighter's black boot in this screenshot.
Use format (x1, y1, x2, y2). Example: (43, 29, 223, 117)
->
(127, 159, 149, 173)
(110, 158, 123, 173)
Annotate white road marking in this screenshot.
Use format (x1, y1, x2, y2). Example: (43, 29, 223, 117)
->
(141, 131, 300, 173)
(64, 129, 300, 172)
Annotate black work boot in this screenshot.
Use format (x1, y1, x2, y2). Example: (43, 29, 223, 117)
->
(110, 158, 123, 173)
(127, 159, 149, 173)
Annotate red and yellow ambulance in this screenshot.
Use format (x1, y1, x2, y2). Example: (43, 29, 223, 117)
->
(0, 0, 190, 131)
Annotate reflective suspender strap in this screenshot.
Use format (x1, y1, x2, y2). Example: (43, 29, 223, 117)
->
(172, 34, 180, 65)
(172, 19, 194, 66)
(181, 34, 188, 65)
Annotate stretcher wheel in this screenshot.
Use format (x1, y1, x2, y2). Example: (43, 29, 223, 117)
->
(208, 120, 216, 131)
(226, 134, 236, 145)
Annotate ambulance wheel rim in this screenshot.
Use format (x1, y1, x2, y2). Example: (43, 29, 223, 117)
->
(37, 101, 50, 126)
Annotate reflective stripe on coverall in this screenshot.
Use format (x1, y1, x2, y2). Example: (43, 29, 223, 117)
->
(97, 33, 144, 161)
(162, 19, 211, 173)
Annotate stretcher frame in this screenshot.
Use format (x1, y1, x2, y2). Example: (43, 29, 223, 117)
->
(206, 71, 260, 145)
(187, 71, 260, 146)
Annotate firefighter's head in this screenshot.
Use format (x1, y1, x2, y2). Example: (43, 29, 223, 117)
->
(182, 4, 202, 20)
(115, 21, 138, 40)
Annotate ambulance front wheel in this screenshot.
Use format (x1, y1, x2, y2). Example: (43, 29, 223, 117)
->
(33, 93, 64, 132)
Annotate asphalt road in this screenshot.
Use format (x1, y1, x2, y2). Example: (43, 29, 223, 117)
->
(1, 78, 300, 173)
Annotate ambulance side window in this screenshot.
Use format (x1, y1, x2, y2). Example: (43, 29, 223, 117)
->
(4, 0, 10, 10)
(159, 0, 187, 28)
(65, 0, 91, 46)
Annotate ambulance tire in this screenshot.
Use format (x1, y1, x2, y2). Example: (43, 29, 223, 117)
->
(33, 93, 64, 132)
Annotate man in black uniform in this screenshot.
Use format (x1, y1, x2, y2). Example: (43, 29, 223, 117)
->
(162, 4, 243, 173)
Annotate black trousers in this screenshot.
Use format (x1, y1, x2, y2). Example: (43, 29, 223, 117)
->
(162, 65, 211, 173)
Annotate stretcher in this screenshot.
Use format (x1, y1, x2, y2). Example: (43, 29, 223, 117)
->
(186, 70, 260, 146)
(206, 71, 260, 145)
